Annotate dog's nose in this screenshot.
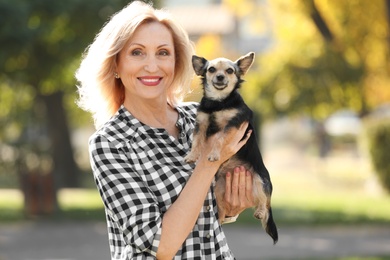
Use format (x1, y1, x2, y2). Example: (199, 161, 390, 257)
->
(216, 75, 225, 81)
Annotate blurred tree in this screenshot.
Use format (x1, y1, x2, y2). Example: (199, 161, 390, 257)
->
(386, 0, 390, 60)
(0, 0, 159, 215)
(240, 0, 390, 121)
(368, 120, 390, 194)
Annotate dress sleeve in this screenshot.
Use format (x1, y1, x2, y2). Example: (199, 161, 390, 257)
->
(89, 134, 162, 257)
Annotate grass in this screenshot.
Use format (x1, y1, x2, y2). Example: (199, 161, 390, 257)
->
(1, 177, 389, 226)
(56, 188, 106, 221)
(0, 188, 105, 222)
(1, 148, 390, 226)
(0, 189, 24, 221)
(236, 148, 390, 226)
(238, 191, 390, 226)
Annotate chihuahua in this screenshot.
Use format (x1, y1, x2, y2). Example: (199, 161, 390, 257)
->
(185, 52, 278, 244)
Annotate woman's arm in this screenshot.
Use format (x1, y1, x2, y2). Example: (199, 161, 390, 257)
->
(156, 122, 251, 259)
(89, 135, 164, 256)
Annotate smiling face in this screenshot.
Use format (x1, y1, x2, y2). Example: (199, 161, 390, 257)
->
(192, 53, 255, 101)
(205, 58, 239, 99)
(117, 21, 175, 105)
(206, 58, 238, 92)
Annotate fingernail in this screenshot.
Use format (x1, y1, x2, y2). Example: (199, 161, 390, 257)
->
(234, 167, 239, 173)
(226, 172, 231, 177)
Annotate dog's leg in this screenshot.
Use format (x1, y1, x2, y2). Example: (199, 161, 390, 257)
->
(185, 112, 209, 163)
(207, 132, 223, 162)
(252, 174, 269, 223)
(253, 196, 279, 243)
(253, 202, 269, 225)
(215, 176, 227, 223)
(185, 132, 201, 163)
(252, 174, 279, 243)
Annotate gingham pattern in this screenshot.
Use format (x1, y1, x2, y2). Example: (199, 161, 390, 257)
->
(89, 103, 235, 260)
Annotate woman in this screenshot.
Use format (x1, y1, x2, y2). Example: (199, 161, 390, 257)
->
(76, 1, 254, 259)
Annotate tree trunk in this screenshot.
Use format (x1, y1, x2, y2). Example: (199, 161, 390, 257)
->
(385, 0, 390, 67)
(20, 170, 57, 216)
(386, 0, 390, 35)
(40, 91, 80, 188)
(303, 0, 334, 43)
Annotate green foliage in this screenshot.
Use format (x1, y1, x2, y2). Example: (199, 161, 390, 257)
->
(0, 0, 161, 128)
(367, 120, 390, 193)
(0, 0, 145, 178)
(241, 0, 390, 121)
(0, 0, 157, 191)
(0, 0, 131, 89)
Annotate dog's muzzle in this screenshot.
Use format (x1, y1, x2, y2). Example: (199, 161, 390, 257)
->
(212, 75, 228, 90)
(212, 81, 228, 90)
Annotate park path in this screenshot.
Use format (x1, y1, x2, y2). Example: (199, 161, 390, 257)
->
(1, 222, 390, 260)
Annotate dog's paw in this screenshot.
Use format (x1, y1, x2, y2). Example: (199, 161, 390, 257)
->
(184, 153, 197, 163)
(254, 211, 262, 220)
(254, 207, 266, 220)
(207, 153, 220, 162)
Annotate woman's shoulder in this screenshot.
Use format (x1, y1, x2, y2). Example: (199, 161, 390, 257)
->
(176, 101, 199, 117)
(89, 107, 134, 147)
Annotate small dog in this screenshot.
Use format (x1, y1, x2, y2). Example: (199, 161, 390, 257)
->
(185, 52, 278, 244)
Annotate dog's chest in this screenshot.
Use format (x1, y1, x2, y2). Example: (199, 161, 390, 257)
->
(197, 108, 240, 130)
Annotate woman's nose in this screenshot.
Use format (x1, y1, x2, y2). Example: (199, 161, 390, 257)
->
(144, 56, 158, 73)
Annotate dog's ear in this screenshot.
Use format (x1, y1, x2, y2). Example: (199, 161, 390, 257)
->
(192, 55, 208, 76)
(235, 52, 255, 76)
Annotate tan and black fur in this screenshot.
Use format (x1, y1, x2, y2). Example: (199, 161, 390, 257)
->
(185, 52, 278, 244)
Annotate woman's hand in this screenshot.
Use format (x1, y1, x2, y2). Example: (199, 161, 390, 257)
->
(199, 122, 252, 166)
(224, 166, 255, 217)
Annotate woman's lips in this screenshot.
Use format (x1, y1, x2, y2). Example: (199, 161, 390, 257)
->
(138, 77, 162, 86)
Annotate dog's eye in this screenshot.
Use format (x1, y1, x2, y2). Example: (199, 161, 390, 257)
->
(226, 68, 234, 74)
(208, 67, 216, 73)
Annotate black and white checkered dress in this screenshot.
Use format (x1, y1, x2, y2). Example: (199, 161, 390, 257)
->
(89, 103, 235, 259)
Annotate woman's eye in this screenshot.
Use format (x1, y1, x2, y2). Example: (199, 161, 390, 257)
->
(131, 49, 143, 56)
(158, 50, 170, 56)
(226, 68, 234, 74)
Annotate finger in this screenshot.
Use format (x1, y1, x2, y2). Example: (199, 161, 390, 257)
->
(235, 122, 250, 142)
(238, 166, 247, 205)
(224, 172, 232, 202)
(232, 130, 252, 155)
(239, 129, 252, 144)
(245, 170, 254, 205)
(232, 167, 240, 194)
(226, 122, 249, 143)
(239, 121, 249, 131)
(231, 167, 240, 206)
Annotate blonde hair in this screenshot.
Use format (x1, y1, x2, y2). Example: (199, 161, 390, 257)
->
(75, 1, 194, 128)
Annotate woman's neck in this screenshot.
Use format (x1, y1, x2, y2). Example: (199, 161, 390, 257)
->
(123, 96, 179, 136)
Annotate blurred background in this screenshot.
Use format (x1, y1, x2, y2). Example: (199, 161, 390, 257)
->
(1, 0, 390, 259)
